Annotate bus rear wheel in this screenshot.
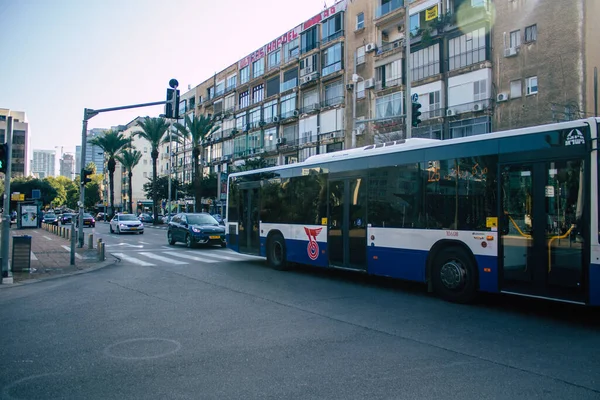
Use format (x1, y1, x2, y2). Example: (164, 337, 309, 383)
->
(431, 247, 478, 304)
(267, 233, 288, 271)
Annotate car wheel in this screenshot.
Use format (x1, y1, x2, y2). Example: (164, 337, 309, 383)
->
(168, 231, 176, 245)
(432, 246, 478, 304)
(110, 225, 114, 233)
(139, 231, 144, 235)
(117, 226, 121, 235)
(221, 242, 227, 248)
(185, 234, 193, 248)
(267, 233, 289, 271)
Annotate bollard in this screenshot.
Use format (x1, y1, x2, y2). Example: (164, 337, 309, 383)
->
(66, 229, 69, 240)
(88, 234, 94, 250)
(97, 238, 103, 256)
(99, 242, 105, 261)
(63, 227, 66, 238)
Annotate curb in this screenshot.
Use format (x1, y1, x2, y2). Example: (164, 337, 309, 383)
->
(0, 256, 120, 289)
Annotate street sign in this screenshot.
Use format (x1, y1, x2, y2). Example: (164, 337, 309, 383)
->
(411, 93, 419, 102)
(32, 189, 41, 199)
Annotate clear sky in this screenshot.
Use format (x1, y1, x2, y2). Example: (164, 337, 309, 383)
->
(0, 0, 329, 158)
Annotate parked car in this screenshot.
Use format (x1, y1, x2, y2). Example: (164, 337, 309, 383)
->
(61, 213, 75, 225)
(167, 213, 226, 248)
(211, 214, 225, 226)
(75, 213, 96, 228)
(110, 213, 144, 234)
(43, 213, 59, 226)
(161, 213, 176, 224)
(95, 212, 106, 221)
(138, 213, 154, 223)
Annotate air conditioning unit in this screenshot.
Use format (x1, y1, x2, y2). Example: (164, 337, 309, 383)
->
(301, 65, 313, 76)
(473, 103, 481, 111)
(365, 43, 377, 53)
(446, 109, 455, 116)
(301, 75, 313, 84)
(293, 109, 300, 117)
(497, 92, 509, 102)
(272, 116, 280, 123)
(364, 78, 375, 89)
(504, 47, 518, 57)
(276, 137, 287, 145)
(259, 121, 266, 127)
(346, 83, 354, 91)
(222, 155, 231, 161)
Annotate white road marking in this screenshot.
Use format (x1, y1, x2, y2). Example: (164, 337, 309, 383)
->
(187, 251, 248, 262)
(161, 251, 216, 263)
(212, 249, 264, 259)
(138, 252, 188, 265)
(61, 245, 83, 259)
(30, 252, 38, 261)
(139, 241, 150, 244)
(42, 236, 52, 241)
(112, 253, 155, 266)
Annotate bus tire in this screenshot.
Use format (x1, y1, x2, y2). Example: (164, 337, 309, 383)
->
(267, 233, 288, 271)
(431, 246, 478, 304)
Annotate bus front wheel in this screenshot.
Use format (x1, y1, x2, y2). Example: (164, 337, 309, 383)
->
(267, 233, 288, 271)
(431, 247, 478, 304)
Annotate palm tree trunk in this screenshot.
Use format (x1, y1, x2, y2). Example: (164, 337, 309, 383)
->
(128, 170, 133, 214)
(193, 147, 200, 213)
(108, 159, 116, 218)
(152, 149, 159, 225)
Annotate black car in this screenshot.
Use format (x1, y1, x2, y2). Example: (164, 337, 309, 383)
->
(167, 213, 226, 248)
(138, 213, 154, 223)
(61, 213, 75, 225)
(43, 213, 59, 225)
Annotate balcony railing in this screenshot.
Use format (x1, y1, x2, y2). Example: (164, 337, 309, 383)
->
(322, 62, 343, 77)
(301, 42, 320, 54)
(375, 0, 404, 19)
(281, 110, 297, 119)
(375, 78, 402, 90)
(377, 39, 403, 55)
(322, 30, 344, 45)
(322, 96, 344, 107)
(280, 78, 297, 92)
(448, 46, 487, 71)
(301, 103, 320, 114)
(446, 99, 491, 115)
(222, 128, 236, 139)
(215, 87, 225, 97)
(421, 108, 444, 120)
(319, 130, 344, 140)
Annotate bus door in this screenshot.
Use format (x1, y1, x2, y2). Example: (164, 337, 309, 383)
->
(238, 184, 261, 255)
(328, 177, 367, 270)
(499, 159, 587, 302)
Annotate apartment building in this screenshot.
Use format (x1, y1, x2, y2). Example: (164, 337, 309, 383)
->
(0, 109, 30, 177)
(86, 128, 109, 175)
(59, 153, 75, 178)
(32, 149, 56, 178)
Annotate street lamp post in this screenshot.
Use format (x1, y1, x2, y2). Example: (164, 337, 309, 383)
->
(351, 73, 364, 148)
(405, 2, 412, 139)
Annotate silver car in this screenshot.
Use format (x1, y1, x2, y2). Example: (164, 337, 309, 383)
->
(110, 214, 144, 235)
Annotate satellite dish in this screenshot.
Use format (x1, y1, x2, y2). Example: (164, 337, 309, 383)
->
(169, 79, 179, 89)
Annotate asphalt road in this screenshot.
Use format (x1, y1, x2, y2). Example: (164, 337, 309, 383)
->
(0, 221, 599, 399)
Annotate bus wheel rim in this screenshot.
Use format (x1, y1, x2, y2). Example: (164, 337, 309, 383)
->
(440, 260, 466, 290)
(273, 241, 283, 263)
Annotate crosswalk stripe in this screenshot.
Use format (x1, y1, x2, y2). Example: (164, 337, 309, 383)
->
(138, 252, 188, 265)
(186, 251, 249, 262)
(112, 253, 156, 266)
(211, 249, 264, 260)
(161, 251, 217, 263)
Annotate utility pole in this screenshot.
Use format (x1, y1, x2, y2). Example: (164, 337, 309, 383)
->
(405, 3, 412, 139)
(1, 115, 13, 284)
(168, 121, 173, 220)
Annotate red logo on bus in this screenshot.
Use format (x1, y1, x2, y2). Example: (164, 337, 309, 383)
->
(304, 227, 322, 260)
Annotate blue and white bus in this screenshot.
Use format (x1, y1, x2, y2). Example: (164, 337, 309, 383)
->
(226, 118, 600, 305)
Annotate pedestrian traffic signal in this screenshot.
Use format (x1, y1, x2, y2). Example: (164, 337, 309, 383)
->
(411, 102, 422, 127)
(81, 169, 92, 185)
(165, 88, 180, 119)
(0, 143, 7, 174)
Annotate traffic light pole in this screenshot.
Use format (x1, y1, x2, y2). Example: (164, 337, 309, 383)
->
(405, 3, 412, 139)
(78, 100, 166, 248)
(1, 116, 13, 283)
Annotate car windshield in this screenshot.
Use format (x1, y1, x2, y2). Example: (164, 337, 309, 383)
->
(83, 214, 93, 218)
(187, 214, 218, 225)
(45, 214, 56, 218)
(119, 214, 138, 221)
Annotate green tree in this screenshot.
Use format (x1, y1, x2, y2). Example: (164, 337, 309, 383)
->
(142, 176, 180, 205)
(116, 148, 142, 214)
(134, 117, 171, 224)
(234, 157, 269, 172)
(174, 114, 218, 212)
(85, 161, 97, 175)
(89, 130, 130, 218)
(10, 178, 58, 207)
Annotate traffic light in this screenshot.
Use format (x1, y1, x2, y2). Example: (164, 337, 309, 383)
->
(411, 101, 422, 127)
(0, 143, 7, 174)
(165, 88, 180, 119)
(81, 169, 92, 185)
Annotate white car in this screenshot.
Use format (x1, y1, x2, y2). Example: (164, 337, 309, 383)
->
(110, 214, 144, 234)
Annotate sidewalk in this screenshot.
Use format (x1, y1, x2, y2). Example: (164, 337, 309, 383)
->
(2, 226, 109, 284)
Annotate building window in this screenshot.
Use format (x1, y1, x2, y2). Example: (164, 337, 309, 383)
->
(227, 74, 236, 89)
(300, 54, 318, 76)
(471, 0, 486, 6)
(268, 50, 281, 70)
(356, 46, 365, 65)
(263, 100, 278, 122)
(236, 113, 247, 131)
(252, 84, 264, 104)
(324, 80, 343, 106)
(266, 76, 280, 97)
(411, 44, 440, 82)
(284, 38, 299, 62)
(239, 90, 249, 109)
(448, 27, 486, 70)
(510, 30, 521, 48)
(526, 76, 538, 95)
(281, 68, 298, 92)
(249, 107, 261, 128)
(224, 94, 235, 111)
(301, 26, 319, 53)
(473, 79, 488, 101)
(144, 147, 148, 153)
(322, 43, 343, 77)
(376, 59, 402, 88)
(322, 12, 344, 43)
(234, 135, 246, 157)
(216, 80, 225, 96)
(357, 81, 365, 99)
(302, 90, 319, 112)
(207, 87, 214, 100)
(428, 91, 441, 117)
(280, 93, 297, 118)
(264, 127, 277, 151)
(409, 13, 420, 35)
(356, 12, 364, 30)
(252, 59, 264, 79)
(449, 117, 490, 139)
(376, 92, 403, 119)
(240, 66, 250, 84)
(214, 99, 223, 114)
(510, 80, 522, 98)
(525, 24, 537, 42)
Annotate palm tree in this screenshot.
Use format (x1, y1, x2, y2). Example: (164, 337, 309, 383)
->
(174, 114, 218, 212)
(116, 147, 142, 214)
(89, 130, 130, 218)
(134, 117, 171, 224)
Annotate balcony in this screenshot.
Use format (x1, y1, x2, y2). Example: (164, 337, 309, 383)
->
(319, 130, 344, 141)
(322, 62, 343, 78)
(301, 103, 320, 114)
(222, 128, 236, 139)
(300, 42, 320, 54)
(280, 78, 298, 93)
(421, 108, 444, 120)
(375, 78, 402, 91)
(376, 39, 404, 56)
(446, 99, 491, 116)
(322, 96, 344, 107)
(322, 30, 344, 45)
(281, 109, 298, 119)
(375, 0, 404, 19)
